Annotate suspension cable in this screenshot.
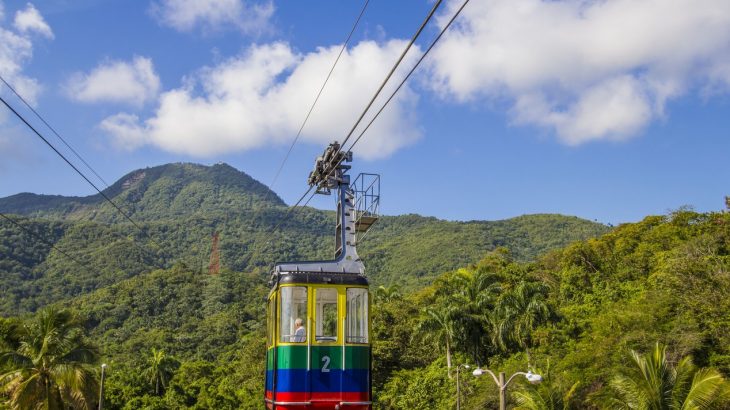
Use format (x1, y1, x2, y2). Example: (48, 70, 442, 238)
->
(0, 75, 110, 187)
(1, 211, 91, 272)
(269, 0, 470, 237)
(347, 0, 472, 152)
(0, 95, 166, 252)
(267, 0, 446, 231)
(267, 0, 371, 193)
(340, 0, 444, 149)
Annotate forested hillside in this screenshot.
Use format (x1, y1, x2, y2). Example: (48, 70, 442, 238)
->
(2, 206, 728, 409)
(373, 209, 730, 408)
(0, 162, 284, 220)
(0, 162, 608, 315)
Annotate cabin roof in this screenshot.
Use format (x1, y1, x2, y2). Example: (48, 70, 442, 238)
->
(272, 271, 369, 287)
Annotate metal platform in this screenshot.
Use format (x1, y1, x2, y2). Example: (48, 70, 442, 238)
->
(352, 173, 380, 240)
(355, 214, 378, 233)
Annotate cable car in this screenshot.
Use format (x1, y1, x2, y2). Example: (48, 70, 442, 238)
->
(265, 143, 379, 410)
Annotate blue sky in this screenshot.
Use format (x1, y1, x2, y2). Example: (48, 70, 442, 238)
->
(0, 0, 729, 225)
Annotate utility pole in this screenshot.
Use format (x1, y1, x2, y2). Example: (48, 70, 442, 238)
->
(499, 372, 506, 410)
(456, 364, 470, 410)
(472, 368, 543, 410)
(98, 363, 107, 410)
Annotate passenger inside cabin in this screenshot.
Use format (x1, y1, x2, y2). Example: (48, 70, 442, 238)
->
(293, 318, 306, 342)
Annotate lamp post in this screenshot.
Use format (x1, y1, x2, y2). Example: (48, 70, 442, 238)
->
(456, 364, 470, 410)
(98, 363, 107, 410)
(472, 368, 542, 410)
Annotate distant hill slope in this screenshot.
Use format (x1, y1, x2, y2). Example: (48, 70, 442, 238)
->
(0, 162, 285, 221)
(12, 206, 723, 409)
(361, 213, 609, 287)
(0, 162, 610, 315)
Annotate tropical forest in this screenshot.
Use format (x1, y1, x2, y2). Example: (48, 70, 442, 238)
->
(1, 163, 729, 409)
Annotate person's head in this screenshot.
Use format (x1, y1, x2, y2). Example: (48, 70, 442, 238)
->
(295, 318, 303, 327)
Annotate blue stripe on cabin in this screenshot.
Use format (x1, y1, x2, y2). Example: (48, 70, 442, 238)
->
(265, 369, 369, 393)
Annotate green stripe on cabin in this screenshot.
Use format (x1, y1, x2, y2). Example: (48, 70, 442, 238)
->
(266, 348, 275, 369)
(266, 345, 369, 370)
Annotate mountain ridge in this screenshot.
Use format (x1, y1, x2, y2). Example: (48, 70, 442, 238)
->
(0, 162, 285, 221)
(0, 162, 611, 315)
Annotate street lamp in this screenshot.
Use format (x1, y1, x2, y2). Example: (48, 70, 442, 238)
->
(98, 363, 107, 410)
(472, 368, 542, 410)
(456, 364, 470, 410)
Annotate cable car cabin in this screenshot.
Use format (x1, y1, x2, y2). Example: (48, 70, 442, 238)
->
(265, 142, 378, 410)
(265, 272, 371, 410)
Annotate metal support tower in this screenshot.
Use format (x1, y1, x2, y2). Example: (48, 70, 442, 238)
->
(208, 231, 220, 275)
(272, 142, 379, 277)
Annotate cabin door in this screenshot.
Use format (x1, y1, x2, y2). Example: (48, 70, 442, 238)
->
(312, 287, 342, 405)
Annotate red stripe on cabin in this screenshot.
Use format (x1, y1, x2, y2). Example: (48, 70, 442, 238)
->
(272, 391, 369, 402)
(269, 391, 371, 409)
(275, 405, 369, 410)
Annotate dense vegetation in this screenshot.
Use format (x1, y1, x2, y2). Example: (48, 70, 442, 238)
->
(0, 309, 99, 409)
(7, 163, 728, 408)
(372, 209, 730, 409)
(0, 162, 608, 315)
(3, 207, 729, 408)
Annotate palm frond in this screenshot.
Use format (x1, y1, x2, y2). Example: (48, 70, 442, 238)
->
(680, 368, 727, 410)
(596, 343, 728, 410)
(0, 351, 33, 370)
(2, 308, 99, 409)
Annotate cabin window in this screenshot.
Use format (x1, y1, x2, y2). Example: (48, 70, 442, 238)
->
(346, 288, 369, 344)
(316, 288, 338, 342)
(280, 287, 308, 343)
(267, 296, 275, 347)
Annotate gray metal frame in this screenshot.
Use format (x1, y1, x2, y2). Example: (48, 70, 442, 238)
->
(273, 143, 379, 279)
(275, 173, 363, 275)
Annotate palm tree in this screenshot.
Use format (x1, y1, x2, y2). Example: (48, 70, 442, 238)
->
(448, 269, 502, 365)
(0, 308, 99, 409)
(414, 305, 457, 376)
(374, 284, 402, 303)
(491, 281, 550, 357)
(513, 362, 580, 410)
(594, 343, 729, 409)
(144, 348, 178, 396)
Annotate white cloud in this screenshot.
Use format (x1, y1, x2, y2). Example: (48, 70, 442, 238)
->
(428, 0, 730, 144)
(98, 113, 146, 149)
(512, 76, 652, 144)
(0, 3, 52, 106)
(101, 40, 421, 159)
(150, 0, 274, 35)
(13, 3, 53, 39)
(66, 56, 161, 106)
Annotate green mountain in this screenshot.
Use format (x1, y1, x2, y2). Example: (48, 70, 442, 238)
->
(4, 162, 726, 409)
(0, 162, 609, 315)
(0, 162, 284, 221)
(3, 208, 723, 410)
